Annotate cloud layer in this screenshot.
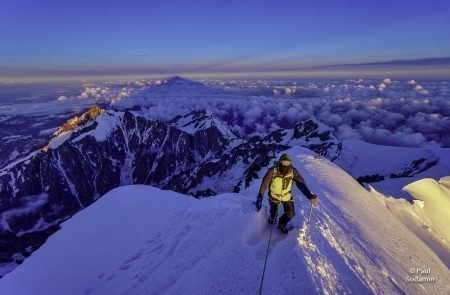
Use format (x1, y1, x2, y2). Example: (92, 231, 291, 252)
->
(114, 78, 450, 148)
(1, 78, 448, 148)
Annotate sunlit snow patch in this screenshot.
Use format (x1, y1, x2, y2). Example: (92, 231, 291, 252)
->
(403, 177, 450, 243)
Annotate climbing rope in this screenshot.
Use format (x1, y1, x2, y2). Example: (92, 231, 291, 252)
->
(258, 200, 314, 293)
(258, 224, 273, 295)
(258, 205, 277, 295)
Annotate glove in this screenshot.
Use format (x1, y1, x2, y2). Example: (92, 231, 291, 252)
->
(255, 195, 263, 212)
(309, 194, 318, 205)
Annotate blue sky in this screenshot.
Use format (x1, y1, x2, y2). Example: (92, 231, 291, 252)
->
(1, 0, 450, 80)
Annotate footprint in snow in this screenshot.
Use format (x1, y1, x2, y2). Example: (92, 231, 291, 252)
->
(119, 250, 145, 271)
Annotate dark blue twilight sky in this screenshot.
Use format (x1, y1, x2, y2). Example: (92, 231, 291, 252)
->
(1, 0, 450, 80)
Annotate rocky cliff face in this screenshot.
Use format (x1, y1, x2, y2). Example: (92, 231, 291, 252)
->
(0, 105, 342, 271)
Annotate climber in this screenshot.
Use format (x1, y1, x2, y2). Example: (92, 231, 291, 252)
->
(255, 153, 318, 233)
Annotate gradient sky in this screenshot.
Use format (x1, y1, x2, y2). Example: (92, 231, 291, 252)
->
(1, 0, 450, 80)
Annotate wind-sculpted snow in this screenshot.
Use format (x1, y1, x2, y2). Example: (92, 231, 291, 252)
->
(403, 178, 450, 243)
(0, 148, 448, 295)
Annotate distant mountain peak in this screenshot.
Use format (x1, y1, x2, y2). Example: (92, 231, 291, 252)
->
(169, 109, 239, 140)
(162, 76, 203, 87)
(261, 118, 342, 160)
(45, 105, 105, 150)
(53, 105, 104, 137)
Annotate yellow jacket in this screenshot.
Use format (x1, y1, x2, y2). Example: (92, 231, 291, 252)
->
(258, 164, 314, 203)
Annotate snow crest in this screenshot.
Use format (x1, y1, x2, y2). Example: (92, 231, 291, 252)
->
(403, 178, 450, 243)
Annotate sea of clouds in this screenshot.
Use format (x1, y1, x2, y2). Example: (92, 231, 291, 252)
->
(1, 78, 449, 148)
(112, 78, 449, 148)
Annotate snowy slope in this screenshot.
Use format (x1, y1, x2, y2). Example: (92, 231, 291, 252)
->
(0, 147, 448, 295)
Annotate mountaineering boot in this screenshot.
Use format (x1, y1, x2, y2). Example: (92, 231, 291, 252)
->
(278, 223, 289, 234)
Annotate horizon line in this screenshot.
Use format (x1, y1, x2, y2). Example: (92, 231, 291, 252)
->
(1, 56, 450, 82)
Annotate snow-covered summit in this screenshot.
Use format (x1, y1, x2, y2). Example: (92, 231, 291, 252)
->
(53, 105, 105, 137)
(0, 147, 448, 295)
(46, 105, 105, 149)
